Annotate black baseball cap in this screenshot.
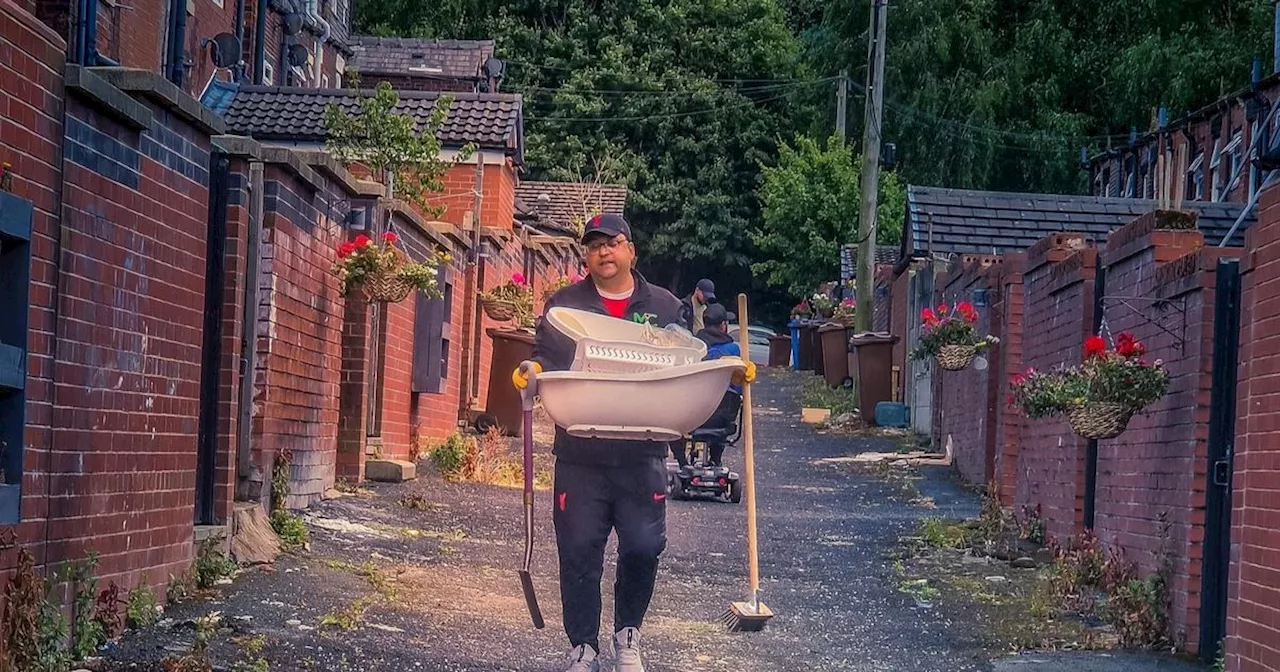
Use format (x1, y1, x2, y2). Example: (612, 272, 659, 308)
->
(581, 213, 632, 243)
(696, 278, 716, 302)
(704, 303, 730, 327)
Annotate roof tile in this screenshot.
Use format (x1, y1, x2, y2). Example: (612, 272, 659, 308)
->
(515, 181, 628, 234)
(350, 37, 495, 80)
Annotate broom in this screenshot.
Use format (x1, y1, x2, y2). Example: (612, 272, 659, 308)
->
(518, 361, 546, 629)
(721, 293, 775, 632)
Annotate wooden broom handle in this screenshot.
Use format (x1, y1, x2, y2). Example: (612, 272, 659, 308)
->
(737, 293, 761, 599)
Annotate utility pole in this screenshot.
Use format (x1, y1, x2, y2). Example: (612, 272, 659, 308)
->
(836, 69, 848, 143)
(855, 0, 887, 334)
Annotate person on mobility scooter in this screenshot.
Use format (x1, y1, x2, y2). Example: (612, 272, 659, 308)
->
(668, 303, 744, 503)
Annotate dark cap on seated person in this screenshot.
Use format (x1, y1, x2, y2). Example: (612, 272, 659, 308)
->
(704, 303, 730, 327)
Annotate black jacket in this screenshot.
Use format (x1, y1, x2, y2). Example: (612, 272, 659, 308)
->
(532, 270, 685, 466)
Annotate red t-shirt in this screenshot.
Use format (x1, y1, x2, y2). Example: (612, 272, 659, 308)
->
(598, 287, 634, 318)
(601, 296, 629, 318)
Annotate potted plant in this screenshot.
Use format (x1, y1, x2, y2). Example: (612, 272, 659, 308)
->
(1009, 332, 1169, 440)
(809, 293, 836, 321)
(542, 272, 582, 303)
(909, 301, 997, 371)
(334, 231, 446, 303)
(790, 299, 813, 321)
(831, 297, 857, 327)
(481, 273, 534, 329)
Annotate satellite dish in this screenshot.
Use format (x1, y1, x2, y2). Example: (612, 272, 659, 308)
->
(208, 33, 241, 69)
(283, 13, 304, 36)
(287, 43, 310, 68)
(973, 355, 989, 371)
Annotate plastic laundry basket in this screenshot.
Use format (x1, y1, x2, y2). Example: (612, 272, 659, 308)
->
(545, 307, 706, 373)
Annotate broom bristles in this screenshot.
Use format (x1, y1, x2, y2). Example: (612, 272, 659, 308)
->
(721, 600, 774, 632)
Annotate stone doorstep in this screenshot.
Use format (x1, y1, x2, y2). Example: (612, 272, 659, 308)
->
(193, 524, 230, 555)
(801, 407, 832, 424)
(365, 459, 418, 483)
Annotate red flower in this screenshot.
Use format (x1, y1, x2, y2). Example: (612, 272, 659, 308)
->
(937, 303, 950, 315)
(383, 231, 399, 243)
(354, 234, 372, 247)
(921, 308, 937, 324)
(336, 241, 356, 258)
(1084, 335, 1107, 359)
(957, 301, 974, 314)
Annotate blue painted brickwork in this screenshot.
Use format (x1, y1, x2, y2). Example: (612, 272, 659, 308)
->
(265, 180, 317, 233)
(228, 172, 247, 207)
(140, 121, 210, 185)
(63, 114, 141, 189)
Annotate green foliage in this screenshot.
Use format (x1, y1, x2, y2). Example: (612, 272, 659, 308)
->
(1010, 334, 1170, 418)
(66, 553, 106, 661)
(194, 537, 238, 590)
(753, 135, 904, 297)
(125, 583, 158, 629)
(428, 433, 471, 479)
(800, 376, 858, 416)
(270, 509, 310, 553)
(324, 81, 473, 214)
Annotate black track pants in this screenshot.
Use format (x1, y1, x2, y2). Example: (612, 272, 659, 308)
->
(553, 457, 668, 652)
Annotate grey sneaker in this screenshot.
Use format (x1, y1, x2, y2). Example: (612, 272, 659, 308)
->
(613, 627, 645, 672)
(565, 644, 600, 672)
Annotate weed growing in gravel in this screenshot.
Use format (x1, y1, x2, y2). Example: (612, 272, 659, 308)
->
(1049, 526, 1172, 648)
(800, 377, 858, 416)
(429, 429, 551, 489)
(270, 510, 309, 552)
(230, 634, 269, 672)
(194, 537, 238, 590)
(397, 494, 438, 511)
(320, 595, 377, 631)
(126, 583, 159, 629)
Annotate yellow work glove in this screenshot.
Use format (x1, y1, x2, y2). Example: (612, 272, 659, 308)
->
(731, 360, 757, 386)
(512, 361, 542, 390)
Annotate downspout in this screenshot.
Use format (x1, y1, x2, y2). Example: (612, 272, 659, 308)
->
(252, 0, 267, 84)
(457, 155, 484, 421)
(166, 0, 188, 87)
(78, 0, 120, 66)
(234, 0, 247, 81)
(236, 161, 265, 503)
(306, 0, 330, 84)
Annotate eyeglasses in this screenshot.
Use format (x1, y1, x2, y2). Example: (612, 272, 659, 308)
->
(585, 236, 628, 255)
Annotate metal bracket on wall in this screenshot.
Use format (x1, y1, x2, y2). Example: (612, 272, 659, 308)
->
(1099, 295, 1188, 354)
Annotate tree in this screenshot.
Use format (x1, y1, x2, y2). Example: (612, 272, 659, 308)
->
(751, 134, 904, 298)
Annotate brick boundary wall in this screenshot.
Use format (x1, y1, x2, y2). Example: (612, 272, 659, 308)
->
(1228, 186, 1280, 671)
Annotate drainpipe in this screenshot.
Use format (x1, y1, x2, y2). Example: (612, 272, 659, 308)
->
(306, 0, 330, 84)
(252, 0, 268, 84)
(234, 0, 246, 81)
(166, 0, 188, 87)
(1274, 0, 1280, 74)
(236, 161, 265, 503)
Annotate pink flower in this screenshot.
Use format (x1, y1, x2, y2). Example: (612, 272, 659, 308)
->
(512, 272, 527, 285)
(383, 231, 399, 243)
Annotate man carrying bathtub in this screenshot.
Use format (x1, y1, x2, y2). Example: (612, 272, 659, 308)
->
(513, 213, 754, 672)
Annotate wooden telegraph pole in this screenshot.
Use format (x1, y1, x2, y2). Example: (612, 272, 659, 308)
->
(855, 0, 887, 333)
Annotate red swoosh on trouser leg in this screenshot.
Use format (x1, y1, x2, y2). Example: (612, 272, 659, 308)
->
(558, 492, 567, 511)
(653, 492, 666, 502)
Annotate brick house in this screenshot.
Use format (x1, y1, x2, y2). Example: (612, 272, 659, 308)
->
(514, 180, 627, 310)
(348, 37, 499, 93)
(878, 175, 1280, 665)
(0, 0, 593, 608)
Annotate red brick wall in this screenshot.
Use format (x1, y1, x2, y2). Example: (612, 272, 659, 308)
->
(353, 72, 478, 94)
(933, 256, 1004, 489)
(992, 254, 1025, 505)
(1015, 235, 1095, 542)
(890, 268, 911, 401)
(1091, 220, 1220, 652)
(253, 167, 343, 507)
(211, 159, 249, 519)
(1, 0, 65, 573)
(872, 265, 894, 333)
(411, 257, 467, 443)
(1228, 186, 1280, 671)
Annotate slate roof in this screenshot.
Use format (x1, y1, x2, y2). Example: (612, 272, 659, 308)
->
(350, 37, 495, 80)
(218, 86, 523, 158)
(515, 181, 628, 235)
(902, 185, 1255, 260)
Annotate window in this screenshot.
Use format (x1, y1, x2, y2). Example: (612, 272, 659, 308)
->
(263, 61, 275, 85)
(321, 74, 329, 88)
(1102, 166, 1113, 197)
(1188, 151, 1204, 201)
(0, 192, 33, 523)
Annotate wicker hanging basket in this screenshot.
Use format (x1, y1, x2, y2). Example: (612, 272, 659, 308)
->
(481, 297, 519, 322)
(935, 344, 977, 371)
(1066, 402, 1135, 440)
(360, 268, 414, 303)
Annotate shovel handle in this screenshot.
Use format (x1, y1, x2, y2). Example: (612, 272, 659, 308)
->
(736, 293, 761, 598)
(518, 360, 539, 411)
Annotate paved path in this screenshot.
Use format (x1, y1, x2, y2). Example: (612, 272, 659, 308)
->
(102, 370, 1206, 671)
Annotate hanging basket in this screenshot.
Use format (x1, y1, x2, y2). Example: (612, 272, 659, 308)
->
(360, 269, 414, 303)
(935, 344, 977, 371)
(481, 298, 519, 322)
(1066, 402, 1135, 440)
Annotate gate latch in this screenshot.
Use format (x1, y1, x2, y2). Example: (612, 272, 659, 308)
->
(1213, 458, 1232, 488)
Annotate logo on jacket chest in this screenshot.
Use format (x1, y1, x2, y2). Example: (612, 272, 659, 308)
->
(631, 312, 658, 325)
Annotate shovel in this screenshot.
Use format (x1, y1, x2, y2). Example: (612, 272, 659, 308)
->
(517, 361, 546, 629)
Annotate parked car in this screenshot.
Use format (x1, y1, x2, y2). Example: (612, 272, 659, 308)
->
(727, 325, 776, 365)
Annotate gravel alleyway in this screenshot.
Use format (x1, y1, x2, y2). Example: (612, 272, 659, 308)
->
(100, 369, 1085, 671)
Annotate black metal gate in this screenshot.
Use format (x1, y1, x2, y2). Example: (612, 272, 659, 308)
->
(1199, 258, 1241, 660)
(195, 150, 230, 525)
